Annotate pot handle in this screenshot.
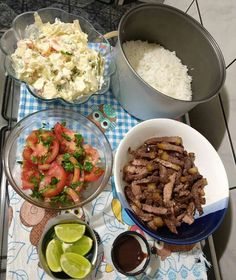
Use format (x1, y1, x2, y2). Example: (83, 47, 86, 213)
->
(103, 30, 118, 40)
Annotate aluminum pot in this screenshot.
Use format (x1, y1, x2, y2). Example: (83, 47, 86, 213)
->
(110, 4, 226, 120)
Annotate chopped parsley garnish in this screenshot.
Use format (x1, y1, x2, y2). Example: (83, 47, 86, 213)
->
(32, 156, 37, 164)
(61, 121, 67, 127)
(50, 192, 72, 205)
(56, 84, 63, 91)
(75, 163, 83, 170)
(84, 161, 93, 172)
(70, 181, 82, 189)
(91, 62, 96, 69)
(40, 154, 48, 164)
(62, 132, 72, 141)
(61, 50, 72, 56)
(75, 133, 83, 144)
(31, 189, 43, 199)
(74, 147, 84, 159)
(30, 176, 39, 187)
(41, 135, 53, 147)
(37, 128, 43, 135)
(63, 161, 74, 172)
(72, 67, 80, 76)
(63, 153, 71, 161)
(39, 185, 56, 194)
(51, 177, 59, 185)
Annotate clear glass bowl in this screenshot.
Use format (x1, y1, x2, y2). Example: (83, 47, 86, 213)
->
(0, 7, 114, 105)
(3, 109, 113, 210)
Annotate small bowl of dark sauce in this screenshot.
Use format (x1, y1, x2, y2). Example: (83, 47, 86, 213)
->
(111, 231, 150, 276)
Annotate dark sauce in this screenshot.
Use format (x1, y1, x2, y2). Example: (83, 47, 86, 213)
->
(112, 235, 147, 273)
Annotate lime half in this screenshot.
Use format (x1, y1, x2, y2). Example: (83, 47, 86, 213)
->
(60, 252, 92, 279)
(64, 235, 93, 256)
(55, 223, 86, 243)
(46, 239, 63, 272)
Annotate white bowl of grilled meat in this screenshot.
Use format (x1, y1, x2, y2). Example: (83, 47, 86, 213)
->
(114, 119, 229, 245)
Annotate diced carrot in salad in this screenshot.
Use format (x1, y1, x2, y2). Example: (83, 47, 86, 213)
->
(20, 122, 104, 206)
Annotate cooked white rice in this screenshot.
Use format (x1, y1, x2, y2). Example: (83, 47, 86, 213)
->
(122, 40, 192, 101)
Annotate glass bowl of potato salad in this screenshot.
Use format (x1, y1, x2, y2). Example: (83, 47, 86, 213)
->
(0, 8, 113, 104)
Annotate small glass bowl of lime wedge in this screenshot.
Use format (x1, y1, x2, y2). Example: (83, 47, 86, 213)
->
(38, 213, 98, 280)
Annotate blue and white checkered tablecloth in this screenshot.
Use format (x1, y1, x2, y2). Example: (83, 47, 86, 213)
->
(19, 85, 139, 151)
(6, 86, 209, 280)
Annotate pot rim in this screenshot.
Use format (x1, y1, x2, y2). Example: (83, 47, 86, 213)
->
(117, 3, 226, 104)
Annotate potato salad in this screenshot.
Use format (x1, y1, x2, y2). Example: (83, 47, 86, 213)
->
(11, 13, 104, 101)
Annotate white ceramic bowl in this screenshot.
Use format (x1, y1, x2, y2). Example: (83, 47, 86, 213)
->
(114, 119, 229, 244)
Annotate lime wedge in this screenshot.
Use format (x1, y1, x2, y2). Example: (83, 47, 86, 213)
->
(62, 242, 71, 252)
(55, 223, 86, 243)
(64, 236, 93, 256)
(60, 252, 92, 279)
(46, 239, 63, 272)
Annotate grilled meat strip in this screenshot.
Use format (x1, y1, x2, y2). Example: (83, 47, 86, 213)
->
(123, 136, 207, 235)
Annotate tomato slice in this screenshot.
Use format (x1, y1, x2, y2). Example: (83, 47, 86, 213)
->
(56, 154, 64, 165)
(22, 146, 35, 164)
(45, 138, 59, 163)
(26, 130, 38, 150)
(83, 144, 100, 165)
(54, 122, 83, 153)
(38, 163, 51, 171)
(21, 161, 41, 190)
(84, 166, 104, 182)
(54, 123, 75, 141)
(26, 130, 59, 164)
(65, 173, 73, 186)
(39, 162, 67, 197)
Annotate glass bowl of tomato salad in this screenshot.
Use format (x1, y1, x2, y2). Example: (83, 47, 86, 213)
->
(3, 109, 113, 210)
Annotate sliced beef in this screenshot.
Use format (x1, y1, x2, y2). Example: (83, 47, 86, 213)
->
(175, 193, 192, 203)
(179, 190, 190, 197)
(124, 168, 150, 182)
(124, 136, 207, 235)
(182, 214, 194, 225)
(191, 178, 208, 215)
(133, 174, 159, 185)
(145, 136, 182, 145)
(157, 142, 184, 153)
(163, 173, 176, 205)
(164, 217, 178, 234)
(176, 213, 185, 222)
(173, 183, 185, 193)
(154, 158, 181, 171)
(131, 204, 154, 222)
(147, 220, 158, 231)
(129, 146, 157, 159)
(183, 157, 194, 171)
(161, 152, 184, 166)
(159, 164, 169, 183)
(124, 186, 141, 208)
(131, 158, 150, 166)
(187, 201, 195, 216)
(180, 174, 203, 184)
(123, 165, 148, 175)
(142, 204, 168, 215)
(131, 182, 142, 198)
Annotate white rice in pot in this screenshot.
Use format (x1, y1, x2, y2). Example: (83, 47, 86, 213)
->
(122, 40, 192, 101)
